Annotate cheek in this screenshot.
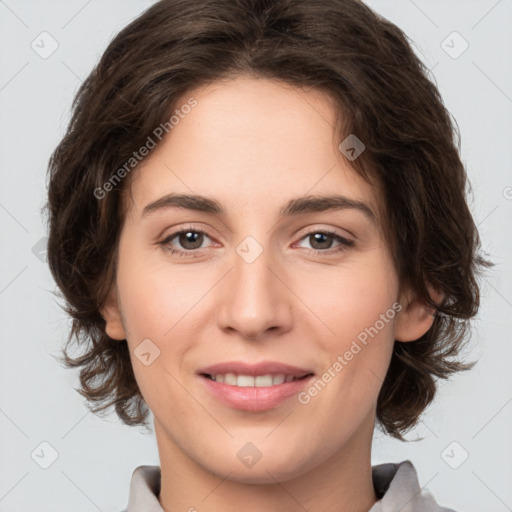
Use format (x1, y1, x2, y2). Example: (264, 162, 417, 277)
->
(114, 247, 197, 401)
(118, 275, 193, 422)
(116, 242, 206, 340)
(294, 253, 399, 344)
(293, 252, 399, 409)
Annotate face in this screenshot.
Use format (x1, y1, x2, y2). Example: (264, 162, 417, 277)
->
(102, 75, 434, 483)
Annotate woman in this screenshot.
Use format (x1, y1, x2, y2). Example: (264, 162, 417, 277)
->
(45, 0, 490, 510)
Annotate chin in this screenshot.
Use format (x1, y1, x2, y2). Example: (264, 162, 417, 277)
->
(215, 463, 308, 485)
(200, 447, 317, 485)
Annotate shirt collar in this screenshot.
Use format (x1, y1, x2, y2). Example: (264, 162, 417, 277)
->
(369, 460, 456, 512)
(125, 465, 162, 512)
(124, 460, 454, 512)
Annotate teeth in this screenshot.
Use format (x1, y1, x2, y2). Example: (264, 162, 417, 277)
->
(270, 374, 285, 385)
(237, 375, 255, 387)
(209, 373, 300, 387)
(224, 373, 237, 385)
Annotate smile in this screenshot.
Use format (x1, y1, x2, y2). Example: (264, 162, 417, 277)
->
(202, 373, 311, 387)
(199, 372, 315, 412)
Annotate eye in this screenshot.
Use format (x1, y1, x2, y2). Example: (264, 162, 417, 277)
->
(295, 230, 354, 255)
(158, 226, 214, 257)
(158, 226, 354, 258)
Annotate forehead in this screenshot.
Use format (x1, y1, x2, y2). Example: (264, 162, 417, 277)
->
(122, 75, 384, 225)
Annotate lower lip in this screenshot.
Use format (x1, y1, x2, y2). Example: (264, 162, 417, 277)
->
(200, 375, 314, 412)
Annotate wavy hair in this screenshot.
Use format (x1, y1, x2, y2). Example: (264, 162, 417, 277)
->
(45, 0, 491, 439)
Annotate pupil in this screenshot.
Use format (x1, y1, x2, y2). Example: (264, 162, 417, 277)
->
(311, 233, 331, 249)
(180, 231, 202, 249)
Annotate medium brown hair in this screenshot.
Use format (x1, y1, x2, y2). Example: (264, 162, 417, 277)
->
(45, 0, 491, 439)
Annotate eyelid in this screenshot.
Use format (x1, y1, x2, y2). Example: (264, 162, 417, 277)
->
(293, 224, 354, 243)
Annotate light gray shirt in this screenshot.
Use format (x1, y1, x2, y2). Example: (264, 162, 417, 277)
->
(121, 460, 457, 512)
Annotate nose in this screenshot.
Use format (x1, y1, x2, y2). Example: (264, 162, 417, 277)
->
(215, 245, 293, 341)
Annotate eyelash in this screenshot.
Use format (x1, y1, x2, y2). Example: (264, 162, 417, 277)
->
(158, 224, 354, 258)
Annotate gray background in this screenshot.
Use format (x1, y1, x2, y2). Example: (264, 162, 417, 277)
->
(0, 0, 511, 510)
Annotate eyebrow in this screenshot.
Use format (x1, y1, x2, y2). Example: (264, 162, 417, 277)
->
(141, 193, 376, 223)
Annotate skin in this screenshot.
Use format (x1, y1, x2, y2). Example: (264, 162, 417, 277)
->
(101, 74, 436, 512)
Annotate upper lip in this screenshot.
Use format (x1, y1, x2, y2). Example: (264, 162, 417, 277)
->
(198, 361, 314, 378)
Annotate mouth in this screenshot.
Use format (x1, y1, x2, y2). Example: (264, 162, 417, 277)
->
(197, 362, 315, 411)
(200, 372, 313, 387)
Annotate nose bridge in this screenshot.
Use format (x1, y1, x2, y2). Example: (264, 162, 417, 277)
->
(215, 234, 291, 338)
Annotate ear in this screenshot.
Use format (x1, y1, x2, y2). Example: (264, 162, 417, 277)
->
(100, 284, 127, 340)
(394, 283, 443, 342)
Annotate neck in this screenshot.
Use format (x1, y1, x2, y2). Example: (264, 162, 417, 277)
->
(154, 417, 378, 512)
